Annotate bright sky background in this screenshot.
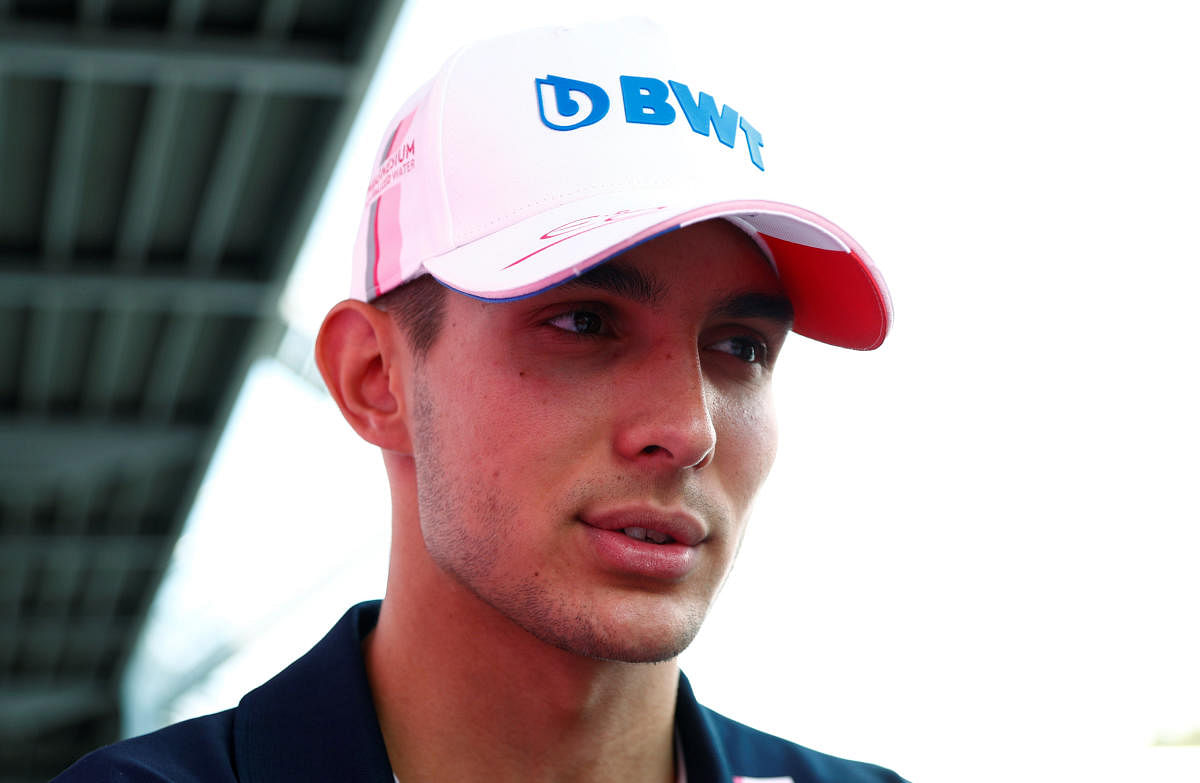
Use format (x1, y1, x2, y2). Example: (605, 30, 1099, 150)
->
(125, 2, 1200, 782)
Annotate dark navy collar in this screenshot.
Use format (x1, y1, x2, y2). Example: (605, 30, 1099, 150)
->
(231, 601, 729, 783)
(233, 601, 393, 783)
(675, 673, 731, 783)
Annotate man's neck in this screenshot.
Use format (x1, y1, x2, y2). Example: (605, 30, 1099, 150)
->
(363, 557, 679, 783)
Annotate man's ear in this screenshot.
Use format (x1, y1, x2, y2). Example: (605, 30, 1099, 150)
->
(315, 299, 414, 454)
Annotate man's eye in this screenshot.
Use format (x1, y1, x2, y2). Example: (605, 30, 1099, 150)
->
(710, 336, 768, 364)
(547, 310, 605, 335)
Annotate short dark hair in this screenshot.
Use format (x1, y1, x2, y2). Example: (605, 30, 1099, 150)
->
(372, 275, 447, 358)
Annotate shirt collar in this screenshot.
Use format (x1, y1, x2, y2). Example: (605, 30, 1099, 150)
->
(233, 601, 393, 783)
(231, 601, 729, 783)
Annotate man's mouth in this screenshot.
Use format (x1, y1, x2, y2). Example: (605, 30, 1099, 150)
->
(578, 507, 704, 579)
(577, 508, 703, 547)
(620, 527, 675, 545)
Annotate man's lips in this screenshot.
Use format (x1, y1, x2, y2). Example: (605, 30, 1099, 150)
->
(577, 507, 705, 581)
(578, 508, 707, 547)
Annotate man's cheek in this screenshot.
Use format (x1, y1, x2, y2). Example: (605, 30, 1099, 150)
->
(718, 392, 778, 458)
(726, 434, 778, 512)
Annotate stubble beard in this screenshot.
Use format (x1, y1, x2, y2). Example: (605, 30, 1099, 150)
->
(410, 376, 708, 664)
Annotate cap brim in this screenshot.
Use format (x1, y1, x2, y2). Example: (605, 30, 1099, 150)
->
(417, 190, 892, 350)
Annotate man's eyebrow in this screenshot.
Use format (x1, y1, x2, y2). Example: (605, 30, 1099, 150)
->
(556, 261, 666, 306)
(555, 262, 793, 327)
(711, 291, 795, 328)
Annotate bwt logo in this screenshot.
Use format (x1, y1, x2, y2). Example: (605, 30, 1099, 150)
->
(535, 74, 765, 171)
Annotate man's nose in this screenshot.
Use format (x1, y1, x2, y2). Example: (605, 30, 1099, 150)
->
(613, 348, 717, 471)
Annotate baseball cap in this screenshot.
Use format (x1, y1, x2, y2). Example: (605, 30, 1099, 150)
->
(351, 17, 892, 350)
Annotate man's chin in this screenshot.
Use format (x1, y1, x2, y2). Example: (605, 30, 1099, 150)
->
(519, 606, 706, 665)
(569, 636, 689, 664)
(456, 564, 711, 665)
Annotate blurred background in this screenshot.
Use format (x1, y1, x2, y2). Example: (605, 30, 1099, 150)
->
(1, 1, 1197, 782)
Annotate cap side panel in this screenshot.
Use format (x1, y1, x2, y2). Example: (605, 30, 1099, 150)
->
(379, 123, 402, 165)
(431, 45, 465, 250)
(366, 199, 381, 299)
(372, 115, 419, 298)
(366, 123, 408, 297)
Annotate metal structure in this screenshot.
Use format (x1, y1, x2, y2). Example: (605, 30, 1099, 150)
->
(0, 1, 405, 779)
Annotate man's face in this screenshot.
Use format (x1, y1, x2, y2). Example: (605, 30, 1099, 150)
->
(407, 219, 793, 663)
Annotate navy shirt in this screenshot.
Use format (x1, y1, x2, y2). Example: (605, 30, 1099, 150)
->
(55, 602, 907, 782)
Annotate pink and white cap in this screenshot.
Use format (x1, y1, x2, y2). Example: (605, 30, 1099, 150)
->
(351, 18, 892, 350)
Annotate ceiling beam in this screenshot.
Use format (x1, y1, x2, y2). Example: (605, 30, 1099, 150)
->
(0, 75, 6, 168)
(18, 293, 63, 414)
(159, 0, 306, 424)
(0, 618, 132, 681)
(114, 82, 183, 266)
(0, 418, 203, 485)
(0, 268, 270, 315)
(0, 535, 165, 569)
(142, 311, 206, 424)
(82, 301, 143, 418)
(0, 681, 111, 738)
(78, 0, 111, 27)
(168, 0, 205, 31)
(0, 23, 349, 96)
(42, 78, 95, 261)
(261, 0, 302, 40)
(91, 3, 200, 421)
(107, 0, 410, 693)
(24, 72, 98, 412)
(113, 0, 205, 268)
(187, 89, 268, 274)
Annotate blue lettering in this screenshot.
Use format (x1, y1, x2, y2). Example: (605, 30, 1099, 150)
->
(668, 80, 739, 149)
(536, 75, 610, 131)
(739, 116, 765, 171)
(537, 71, 765, 171)
(620, 76, 676, 126)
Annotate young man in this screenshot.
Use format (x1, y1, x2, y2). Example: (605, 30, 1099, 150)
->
(57, 18, 902, 783)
